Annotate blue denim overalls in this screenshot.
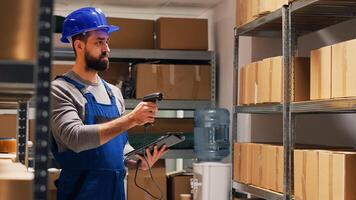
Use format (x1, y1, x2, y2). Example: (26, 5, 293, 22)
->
(52, 75, 128, 200)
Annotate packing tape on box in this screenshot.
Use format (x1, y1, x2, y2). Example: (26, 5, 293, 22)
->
(152, 64, 158, 74)
(169, 64, 175, 85)
(191, 65, 200, 99)
(194, 65, 201, 82)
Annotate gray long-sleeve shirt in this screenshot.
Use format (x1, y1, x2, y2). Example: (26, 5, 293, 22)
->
(50, 70, 134, 153)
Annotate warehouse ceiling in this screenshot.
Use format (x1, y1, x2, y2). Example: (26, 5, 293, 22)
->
(55, 0, 223, 17)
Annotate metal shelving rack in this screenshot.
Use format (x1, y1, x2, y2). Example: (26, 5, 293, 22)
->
(232, 0, 356, 200)
(53, 48, 216, 159)
(0, 1, 53, 200)
(53, 48, 216, 110)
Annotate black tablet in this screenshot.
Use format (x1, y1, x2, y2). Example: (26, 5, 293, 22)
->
(125, 133, 185, 161)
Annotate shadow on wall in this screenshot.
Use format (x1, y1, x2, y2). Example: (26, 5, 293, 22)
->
(251, 115, 283, 143)
(298, 18, 356, 57)
(249, 114, 356, 148)
(296, 114, 356, 148)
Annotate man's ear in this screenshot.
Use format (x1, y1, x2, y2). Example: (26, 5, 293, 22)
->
(74, 40, 84, 54)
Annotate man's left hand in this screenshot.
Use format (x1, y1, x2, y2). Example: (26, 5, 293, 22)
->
(135, 145, 168, 170)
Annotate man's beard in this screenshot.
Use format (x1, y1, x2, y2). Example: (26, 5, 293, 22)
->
(84, 50, 109, 71)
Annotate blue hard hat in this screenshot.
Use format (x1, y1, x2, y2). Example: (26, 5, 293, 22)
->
(61, 7, 119, 43)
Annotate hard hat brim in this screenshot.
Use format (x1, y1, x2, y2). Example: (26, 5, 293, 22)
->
(60, 25, 120, 43)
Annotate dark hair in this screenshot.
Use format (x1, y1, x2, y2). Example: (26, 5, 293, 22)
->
(71, 32, 90, 56)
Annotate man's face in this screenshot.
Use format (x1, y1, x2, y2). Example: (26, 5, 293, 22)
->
(83, 29, 110, 71)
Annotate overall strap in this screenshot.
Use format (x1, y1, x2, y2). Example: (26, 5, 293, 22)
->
(101, 78, 117, 105)
(55, 75, 87, 95)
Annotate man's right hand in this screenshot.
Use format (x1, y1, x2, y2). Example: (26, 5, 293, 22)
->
(128, 102, 158, 126)
(98, 101, 158, 145)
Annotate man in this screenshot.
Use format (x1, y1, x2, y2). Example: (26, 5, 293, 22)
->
(50, 7, 167, 200)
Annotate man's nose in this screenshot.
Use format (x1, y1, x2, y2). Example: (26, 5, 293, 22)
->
(103, 43, 110, 53)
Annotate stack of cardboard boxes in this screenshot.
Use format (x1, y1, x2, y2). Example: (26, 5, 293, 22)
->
(238, 56, 310, 105)
(311, 39, 356, 100)
(234, 142, 356, 199)
(294, 149, 356, 200)
(233, 143, 284, 193)
(236, 0, 289, 27)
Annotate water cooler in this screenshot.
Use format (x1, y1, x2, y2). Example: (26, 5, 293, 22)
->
(191, 109, 231, 200)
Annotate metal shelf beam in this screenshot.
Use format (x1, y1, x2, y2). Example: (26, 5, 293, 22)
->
(292, 98, 356, 113)
(161, 149, 196, 159)
(53, 48, 213, 63)
(125, 99, 211, 110)
(232, 182, 284, 200)
(235, 104, 283, 114)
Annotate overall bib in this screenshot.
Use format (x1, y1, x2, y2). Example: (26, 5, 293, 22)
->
(52, 76, 128, 200)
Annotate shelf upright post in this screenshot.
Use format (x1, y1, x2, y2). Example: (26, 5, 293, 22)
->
(34, 0, 54, 199)
(233, 27, 239, 145)
(17, 100, 29, 166)
(211, 51, 217, 108)
(282, 5, 293, 200)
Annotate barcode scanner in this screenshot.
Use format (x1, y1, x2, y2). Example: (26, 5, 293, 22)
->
(142, 92, 163, 127)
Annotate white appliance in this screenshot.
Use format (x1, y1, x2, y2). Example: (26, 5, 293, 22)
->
(191, 162, 231, 200)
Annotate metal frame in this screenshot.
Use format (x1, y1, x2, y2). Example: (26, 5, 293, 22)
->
(34, 0, 54, 199)
(17, 101, 29, 166)
(233, 181, 284, 200)
(232, 1, 356, 199)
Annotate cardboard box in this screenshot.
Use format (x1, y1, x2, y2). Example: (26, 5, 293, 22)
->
(237, 67, 243, 105)
(0, 114, 17, 138)
(259, 0, 288, 16)
(107, 18, 154, 49)
(51, 64, 72, 80)
(0, 0, 37, 61)
(246, 62, 258, 104)
(239, 66, 248, 105)
(53, 33, 71, 48)
(276, 146, 284, 193)
(310, 46, 332, 100)
(317, 151, 356, 200)
(260, 56, 310, 103)
(318, 151, 332, 200)
(332, 152, 356, 200)
(236, 0, 259, 27)
(332, 39, 356, 98)
(257, 59, 270, 103)
(127, 160, 166, 200)
(99, 63, 130, 87)
(251, 143, 263, 186)
(167, 173, 193, 200)
(233, 143, 242, 182)
(236, 0, 288, 27)
(294, 150, 319, 200)
(261, 145, 277, 190)
(270, 57, 283, 103)
(128, 118, 194, 134)
(233, 143, 252, 184)
(136, 64, 211, 100)
(156, 18, 208, 50)
(240, 143, 252, 184)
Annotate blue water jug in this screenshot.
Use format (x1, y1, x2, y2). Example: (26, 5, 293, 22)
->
(194, 108, 230, 161)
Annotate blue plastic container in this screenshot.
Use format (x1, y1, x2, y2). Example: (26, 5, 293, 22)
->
(194, 108, 230, 161)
